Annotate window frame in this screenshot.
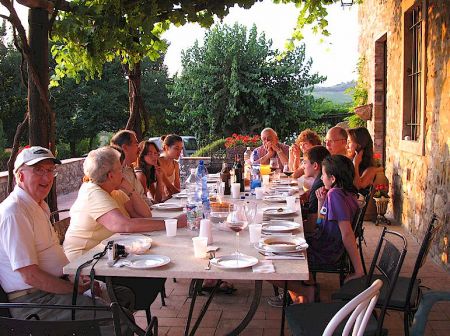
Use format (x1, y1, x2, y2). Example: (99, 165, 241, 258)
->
(400, 0, 427, 155)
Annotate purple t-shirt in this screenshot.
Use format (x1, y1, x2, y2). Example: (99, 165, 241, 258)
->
(307, 187, 358, 266)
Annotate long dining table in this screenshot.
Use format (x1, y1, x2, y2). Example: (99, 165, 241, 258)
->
(63, 181, 309, 336)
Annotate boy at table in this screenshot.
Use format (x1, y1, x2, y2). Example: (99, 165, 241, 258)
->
(300, 146, 330, 234)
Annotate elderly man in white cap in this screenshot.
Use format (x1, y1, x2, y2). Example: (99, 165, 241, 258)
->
(0, 146, 133, 334)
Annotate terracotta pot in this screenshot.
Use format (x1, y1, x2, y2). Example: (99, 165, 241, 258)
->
(364, 169, 389, 221)
(374, 197, 389, 216)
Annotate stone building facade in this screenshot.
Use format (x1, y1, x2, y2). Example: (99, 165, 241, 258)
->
(358, 0, 449, 271)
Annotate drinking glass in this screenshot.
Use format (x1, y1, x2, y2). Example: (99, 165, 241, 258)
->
(245, 201, 258, 225)
(269, 158, 279, 172)
(226, 203, 248, 263)
(283, 163, 294, 183)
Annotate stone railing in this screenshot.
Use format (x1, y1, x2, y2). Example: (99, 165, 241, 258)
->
(0, 157, 85, 203)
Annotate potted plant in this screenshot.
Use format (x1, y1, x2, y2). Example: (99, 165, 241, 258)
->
(373, 184, 391, 225)
(224, 134, 261, 160)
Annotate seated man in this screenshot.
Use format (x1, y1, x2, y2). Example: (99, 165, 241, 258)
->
(300, 146, 330, 234)
(251, 127, 289, 167)
(0, 146, 133, 334)
(325, 126, 348, 156)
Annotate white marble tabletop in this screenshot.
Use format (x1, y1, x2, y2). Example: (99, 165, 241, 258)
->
(63, 185, 309, 281)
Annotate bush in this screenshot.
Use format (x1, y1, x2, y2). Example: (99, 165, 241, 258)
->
(193, 139, 226, 157)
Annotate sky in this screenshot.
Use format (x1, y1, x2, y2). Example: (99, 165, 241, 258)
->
(4, 1, 359, 87)
(162, 1, 359, 86)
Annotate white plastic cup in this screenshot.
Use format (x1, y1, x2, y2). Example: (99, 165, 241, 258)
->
(164, 219, 178, 237)
(249, 224, 262, 244)
(286, 196, 296, 210)
(192, 237, 208, 258)
(255, 187, 264, 200)
(262, 175, 270, 186)
(231, 183, 241, 199)
(297, 176, 305, 190)
(199, 219, 213, 245)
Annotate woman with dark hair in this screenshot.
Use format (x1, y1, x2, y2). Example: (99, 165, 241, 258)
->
(158, 134, 182, 198)
(270, 155, 362, 304)
(135, 141, 166, 203)
(346, 127, 379, 190)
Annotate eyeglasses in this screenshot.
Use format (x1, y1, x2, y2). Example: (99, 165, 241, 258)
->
(325, 138, 346, 144)
(31, 166, 58, 177)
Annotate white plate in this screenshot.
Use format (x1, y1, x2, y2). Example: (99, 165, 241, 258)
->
(264, 207, 297, 217)
(262, 220, 301, 233)
(263, 195, 286, 203)
(270, 186, 297, 193)
(151, 203, 184, 211)
(101, 236, 152, 249)
(173, 192, 188, 199)
(123, 255, 170, 269)
(210, 255, 259, 269)
(260, 236, 307, 252)
(273, 179, 297, 186)
(254, 242, 308, 253)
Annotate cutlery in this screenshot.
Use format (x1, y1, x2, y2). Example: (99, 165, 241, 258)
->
(205, 251, 215, 270)
(119, 233, 152, 237)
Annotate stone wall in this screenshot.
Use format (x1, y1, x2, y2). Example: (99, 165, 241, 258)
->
(359, 0, 449, 271)
(0, 158, 85, 202)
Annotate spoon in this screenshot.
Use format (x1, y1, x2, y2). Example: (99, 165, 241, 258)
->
(205, 251, 215, 270)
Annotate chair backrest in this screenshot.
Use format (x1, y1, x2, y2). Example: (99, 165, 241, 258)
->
(50, 209, 71, 245)
(406, 214, 441, 306)
(353, 185, 373, 239)
(366, 227, 408, 333)
(0, 302, 122, 336)
(323, 279, 383, 336)
(0, 285, 11, 318)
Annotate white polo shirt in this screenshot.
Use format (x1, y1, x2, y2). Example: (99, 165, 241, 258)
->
(0, 186, 69, 293)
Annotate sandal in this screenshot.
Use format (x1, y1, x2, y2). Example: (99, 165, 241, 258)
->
(201, 280, 236, 295)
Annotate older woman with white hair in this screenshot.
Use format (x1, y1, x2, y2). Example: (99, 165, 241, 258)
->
(64, 146, 169, 260)
(64, 146, 182, 319)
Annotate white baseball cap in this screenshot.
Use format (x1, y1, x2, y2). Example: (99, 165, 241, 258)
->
(14, 146, 61, 174)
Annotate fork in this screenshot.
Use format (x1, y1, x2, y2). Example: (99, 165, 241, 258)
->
(205, 251, 215, 270)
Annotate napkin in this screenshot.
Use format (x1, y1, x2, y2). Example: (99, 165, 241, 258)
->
(252, 260, 275, 273)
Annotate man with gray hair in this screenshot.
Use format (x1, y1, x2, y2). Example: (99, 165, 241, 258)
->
(0, 146, 133, 333)
(251, 127, 289, 167)
(325, 126, 348, 156)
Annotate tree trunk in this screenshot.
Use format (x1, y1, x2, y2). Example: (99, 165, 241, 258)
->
(27, 8, 57, 212)
(70, 141, 76, 157)
(126, 62, 143, 139)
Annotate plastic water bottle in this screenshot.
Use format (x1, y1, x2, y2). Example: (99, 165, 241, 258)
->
(251, 149, 259, 163)
(244, 147, 252, 164)
(185, 168, 202, 230)
(196, 160, 211, 218)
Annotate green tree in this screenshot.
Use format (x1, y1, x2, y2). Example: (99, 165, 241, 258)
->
(171, 23, 325, 143)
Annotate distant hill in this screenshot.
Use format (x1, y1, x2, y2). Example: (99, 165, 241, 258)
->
(312, 81, 355, 104)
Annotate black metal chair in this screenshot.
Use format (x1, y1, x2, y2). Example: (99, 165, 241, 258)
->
(286, 227, 407, 336)
(0, 302, 124, 336)
(310, 203, 366, 286)
(50, 209, 71, 245)
(354, 185, 373, 275)
(332, 214, 441, 336)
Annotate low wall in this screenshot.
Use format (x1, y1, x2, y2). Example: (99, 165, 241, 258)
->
(0, 158, 85, 202)
(0, 156, 216, 202)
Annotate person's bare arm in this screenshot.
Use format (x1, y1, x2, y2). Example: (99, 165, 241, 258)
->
(124, 191, 152, 218)
(338, 220, 364, 281)
(17, 265, 90, 294)
(353, 150, 378, 190)
(273, 143, 288, 165)
(97, 209, 165, 232)
(135, 171, 148, 194)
